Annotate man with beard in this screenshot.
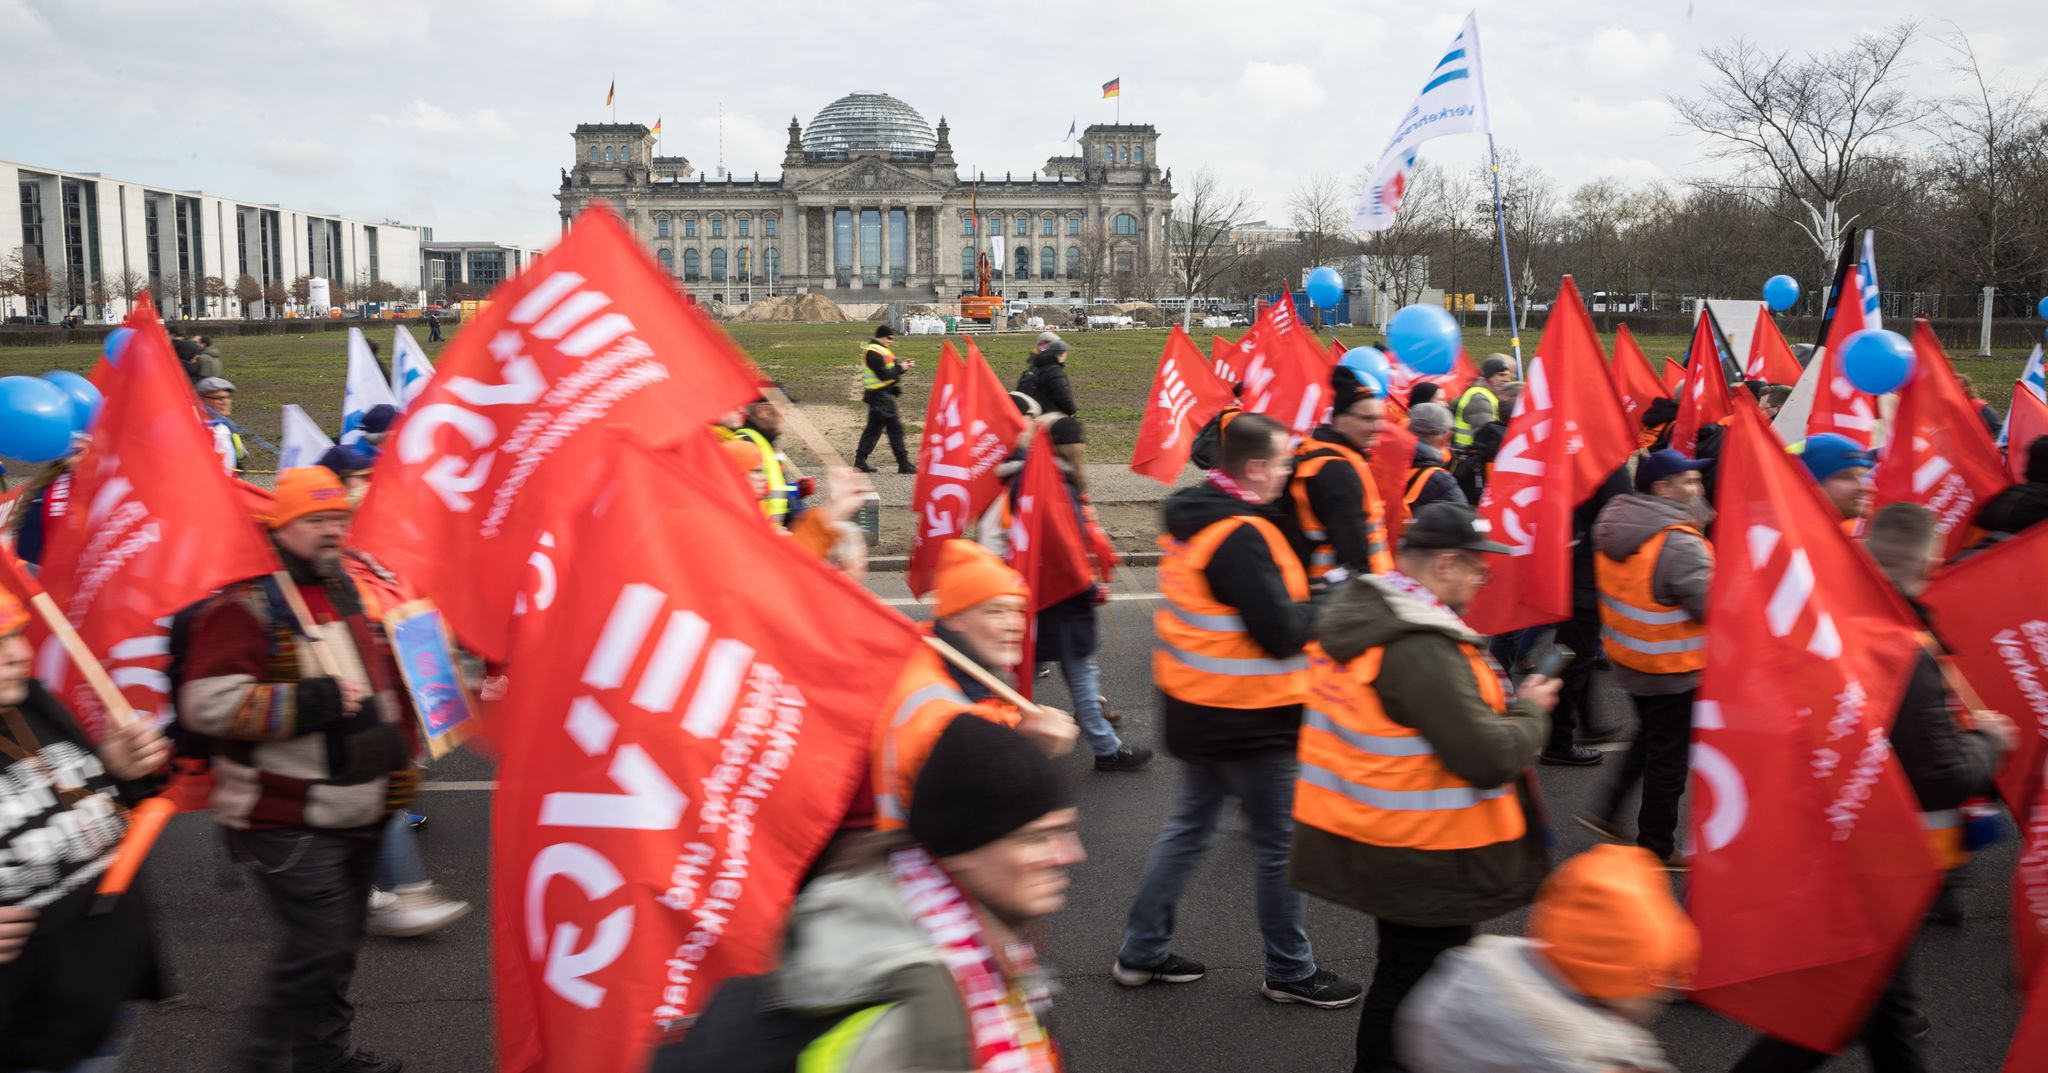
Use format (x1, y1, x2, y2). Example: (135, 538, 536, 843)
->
(179, 467, 417, 1073)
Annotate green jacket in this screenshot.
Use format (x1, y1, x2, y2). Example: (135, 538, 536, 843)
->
(1289, 574, 1551, 927)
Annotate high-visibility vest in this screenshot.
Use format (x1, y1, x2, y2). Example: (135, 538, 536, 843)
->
(1401, 464, 1447, 520)
(1295, 643, 1525, 850)
(1453, 383, 1498, 449)
(1921, 639, 1975, 871)
(860, 341, 900, 392)
(1153, 514, 1311, 708)
(1596, 523, 1712, 674)
(872, 636, 1020, 830)
(1288, 438, 1393, 578)
(733, 427, 792, 522)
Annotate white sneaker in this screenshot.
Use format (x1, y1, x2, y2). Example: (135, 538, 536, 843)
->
(368, 888, 398, 912)
(367, 882, 471, 938)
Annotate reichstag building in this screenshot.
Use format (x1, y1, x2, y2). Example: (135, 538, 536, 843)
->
(555, 92, 1174, 305)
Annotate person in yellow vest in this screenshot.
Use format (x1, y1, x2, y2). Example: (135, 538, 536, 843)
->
(1400, 402, 1466, 519)
(854, 325, 917, 474)
(1292, 501, 1559, 1073)
(1116, 413, 1364, 1009)
(1283, 366, 1394, 583)
(1451, 356, 1514, 454)
(1797, 432, 1876, 535)
(1730, 502, 2015, 1073)
(1582, 449, 1714, 871)
(735, 390, 806, 524)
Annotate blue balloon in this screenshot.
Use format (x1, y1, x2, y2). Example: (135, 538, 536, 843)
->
(102, 327, 134, 365)
(1763, 274, 1801, 312)
(1340, 346, 1393, 393)
(2038, 295, 2048, 320)
(41, 370, 102, 433)
(1305, 266, 1344, 310)
(1387, 303, 1460, 376)
(1840, 329, 1915, 395)
(0, 376, 78, 463)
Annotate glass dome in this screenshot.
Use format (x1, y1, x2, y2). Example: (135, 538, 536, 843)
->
(802, 92, 936, 155)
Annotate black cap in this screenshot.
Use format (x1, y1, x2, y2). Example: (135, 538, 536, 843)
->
(1330, 365, 1381, 416)
(1480, 356, 1514, 378)
(874, 325, 895, 338)
(1634, 448, 1711, 493)
(908, 714, 1070, 858)
(1401, 502, 1513, 554)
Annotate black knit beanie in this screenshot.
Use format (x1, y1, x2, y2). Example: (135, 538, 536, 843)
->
(908, 714, 1071, 858)
(2027, 434, 2048, 485)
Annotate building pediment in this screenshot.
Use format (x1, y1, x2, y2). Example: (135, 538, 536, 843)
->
(791, 158, 951, 196)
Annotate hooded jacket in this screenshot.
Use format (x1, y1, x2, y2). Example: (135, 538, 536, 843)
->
(1289, 575, 1549, 927)
(1406, 441, 1466, 510)
(1398, 936, 1675, 1073)
(1896, 600, 2003, 814)
(1970, 479, 2048, 544)
(1017, 347, 1077, 417)
(1158, 482, 1316, 759)
(1591, 493, 1714, 696)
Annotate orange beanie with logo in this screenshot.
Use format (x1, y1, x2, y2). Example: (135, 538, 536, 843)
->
(1530, 844, 1700, 1001)
(932, 539, 1029, 618)
(266, 467, 353, 530)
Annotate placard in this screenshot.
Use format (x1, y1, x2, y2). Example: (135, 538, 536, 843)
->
(384, 600, 479, 759)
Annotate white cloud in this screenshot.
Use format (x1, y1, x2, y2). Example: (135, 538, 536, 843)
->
(1567, 97, 1679, 127)
(1239, 62, 1326, 108)
(1594, 157, 1670, 183)
(386, 100, 516, 141)
(3, 0, 51, 40)
(1582, 28, 1676, 77)
(242, 138, 348, 177)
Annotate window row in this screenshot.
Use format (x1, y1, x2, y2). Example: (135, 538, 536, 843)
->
(655, 246, 782, 282)
(960, 245, 1118, 281)
(960, 211, 1139, 237)
(655, 217, 778, 239)
(1100, 143, 1146, 165)
(587, 144, 640, 165)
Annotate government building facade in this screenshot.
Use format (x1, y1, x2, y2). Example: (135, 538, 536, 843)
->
(555, 93, 1174, 306)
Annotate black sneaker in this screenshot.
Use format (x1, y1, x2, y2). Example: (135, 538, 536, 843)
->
(327, 1049, 403, 1073)
(1094, 744, 1153, 772)
(1540, 745, 1604, 766)
(1653, 848, 1688, 873)
(1112, 953, 1206, 987)
(854, 462, 878, 474)
(895, 462, 918, 474)
(1261, 967, 1362, 1008)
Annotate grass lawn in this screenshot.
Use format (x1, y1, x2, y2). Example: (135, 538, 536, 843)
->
(0, 319, 2034, 476)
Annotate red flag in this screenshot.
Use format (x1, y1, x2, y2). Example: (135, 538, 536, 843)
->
(1611, 324, 1669, 434)
(1807, 233, 1881, 447)
(1131, 327, 1234, 483)
(1670, 309, 1737, 458)
(1464, 277, 1636, 634)
(2009, 383, 2048, 482)
(1688, 400, 1937, 1053)
(1367, 419, 1420, 547)
(1660, 357, 1685, 395)
(907, 342, 1026, 596)
(351, 203, 764, 660)
(36, 303, 278, 737)
(1747, 305, 1804, 385)
(492, 431, 919, 1073)
(1868, 324, 2010, 559)
(1210, 334, 1242, 387)
(1009, 441, 1096, 612)
(1330, 337, 1348, 360)
(2007, 970, 2048, 1073)
(1238, 294, 1333, 437)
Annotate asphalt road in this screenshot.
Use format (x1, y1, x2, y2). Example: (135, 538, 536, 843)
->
(124, 568, 2024, 1072)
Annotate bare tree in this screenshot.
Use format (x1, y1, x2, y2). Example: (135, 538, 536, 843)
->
(8, 250, 54, 319)
(1165, 167, 1257, 327)
(1672, 22, 1924, 283)
(1921, 26, 2047, 304)
(110, 268, 147, 311)
(289, 275, 312, 306)
(262, 279, 288, 316)
(235, 274, 262, 318)
(0, 251, 19, 318)
(201, 275, 230, 318)
(1075, 221, 1113, 306)
(1288, 173, 1350, 271)
(1354, 161, 1443, 325)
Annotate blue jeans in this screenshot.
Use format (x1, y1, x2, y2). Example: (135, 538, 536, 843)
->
(1118, 751, 1315, 983)
(376, 810, 428, 889)
(1056, 650, 1124, 758)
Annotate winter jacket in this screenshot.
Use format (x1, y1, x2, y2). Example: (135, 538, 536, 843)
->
(1971, 480, 2048, 544)
(1158, 482, 1316, 759)
(193, 346, 224, 382)
(1407, 441, 1466, 510)
(1592, 493, 1715, 696)
(1571, 467, 1632, 616)
(0, 682, 167, 1071)
(1399, 936, 1675, 1073)
(1017, 349, 1077, 417)
(1290, 575, 1550, 926)
(1897, 600, 2003, 814)
(1278, 425, 1384, 577)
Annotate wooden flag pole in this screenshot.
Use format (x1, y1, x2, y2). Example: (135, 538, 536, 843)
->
(271, 572, 346, 680)
(921, 633, 1042, 716)
(25, 591, 138, 731)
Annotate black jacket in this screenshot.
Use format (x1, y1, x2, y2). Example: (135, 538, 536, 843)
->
(1158, 483, 1315, 759)
(1406, 441, 1465, 510)
(1279, 426, 1376, 576)
(1898, 600, 2003, 813)
(1971, 480, 2048, 544)
(1017, 350, 1076, 416)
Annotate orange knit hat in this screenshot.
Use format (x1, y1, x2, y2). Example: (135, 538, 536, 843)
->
(723, 438, 764, 473)
(932, 539, 1029, 618)
(266, 467, 354, 530)
(0, 584, 26, 637)
(1531, 844, 1700, 1000)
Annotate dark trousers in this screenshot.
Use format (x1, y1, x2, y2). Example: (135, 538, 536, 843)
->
(1356, 920, 1474, 1073)
(1730, 951, 1926, 1073)
(226, 826, 383, 1073)
(1546, 612, 1602, 753)
(1597, 689, 1694, 857)
(855, 392, 908, 466)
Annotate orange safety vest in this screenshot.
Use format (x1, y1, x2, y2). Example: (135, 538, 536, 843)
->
(1596, 523, 1712, 674)
(1401, 465, 1446, 521)
(872, 630, 1021, 830)
(1296, 643, 1525, 850)
(1154, 514, 1311, 709)
(1289, 439, 1394, 578)
(1922, 639, 1975, 870)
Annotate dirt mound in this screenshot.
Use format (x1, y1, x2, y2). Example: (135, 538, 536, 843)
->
(734, 293, 852, 323)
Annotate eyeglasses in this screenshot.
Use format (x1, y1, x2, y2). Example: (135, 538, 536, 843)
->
(202, 393, 233, 403)
(1449, 552, 1493, 581)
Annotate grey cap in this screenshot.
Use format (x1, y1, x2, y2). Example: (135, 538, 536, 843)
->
(1037, 330, 1063, 345)
(1480, 356, 1514, 378)
(194, 376, 236, 395)
(1407, 402, 1454, 436)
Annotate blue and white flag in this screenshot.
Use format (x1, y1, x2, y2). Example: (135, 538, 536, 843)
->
(342, 327, 399, 445)
(389, 324, 435, 408)
(1858, 230, 1883, 330)
(1999, 341, 2046, 447)
(1354, 11, 1492, 232)
(277, 403, 335, 471)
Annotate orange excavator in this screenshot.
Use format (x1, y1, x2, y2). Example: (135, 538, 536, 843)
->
(960, 250, 1002, 321)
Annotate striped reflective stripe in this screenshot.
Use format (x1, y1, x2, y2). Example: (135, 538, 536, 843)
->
(878, 682, 970, 822)
(1303, 526, 1328, 541)
(1303, 709, 1437, 757)
(1310, 549, 1336, 568)
(1599, 594, 1692, 626)
(1922, 809, 1961, 830)
(875, 793, 906, 823)
(1162, 603, 1246, 632)
(1600, 626, 1705, 656)
(1159, 641, 1308, 677)
(1300, 761, 1510, 811)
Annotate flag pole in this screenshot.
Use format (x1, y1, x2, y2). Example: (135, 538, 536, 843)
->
(24, 590, 138, 730)
(1485, 134, 1523, 376)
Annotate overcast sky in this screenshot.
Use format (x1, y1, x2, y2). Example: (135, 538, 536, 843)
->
(2, 0, 2036, 250)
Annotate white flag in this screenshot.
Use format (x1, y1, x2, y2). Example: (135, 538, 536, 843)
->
(2000, 342, 2046, 447)
(342, 327, 399, 445)
(1354, 11, 1492, 233)
(278, 404, 336, 471)
(990, 233, 1006, 270)
(390, 324, 435, 408)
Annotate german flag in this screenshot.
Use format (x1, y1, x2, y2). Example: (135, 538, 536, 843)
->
(1102, 77, 1120, 99)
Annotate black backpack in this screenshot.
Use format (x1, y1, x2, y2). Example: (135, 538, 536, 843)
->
(1014, 363, 1042, 406)
(649, 975, 870, 1073)
(163, 579, 291, 779)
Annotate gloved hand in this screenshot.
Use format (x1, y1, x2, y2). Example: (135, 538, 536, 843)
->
(329, 723, 411, 785)
(796, 477, 817, 498)
(294, 677, 348, 735)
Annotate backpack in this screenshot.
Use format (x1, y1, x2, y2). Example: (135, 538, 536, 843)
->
(163, 578, 292, 783)
(648, 974, 886, 1073)
(1014, 363, 1043, 406)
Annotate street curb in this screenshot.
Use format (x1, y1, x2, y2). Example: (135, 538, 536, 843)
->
(867, 550, 1164, 573)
